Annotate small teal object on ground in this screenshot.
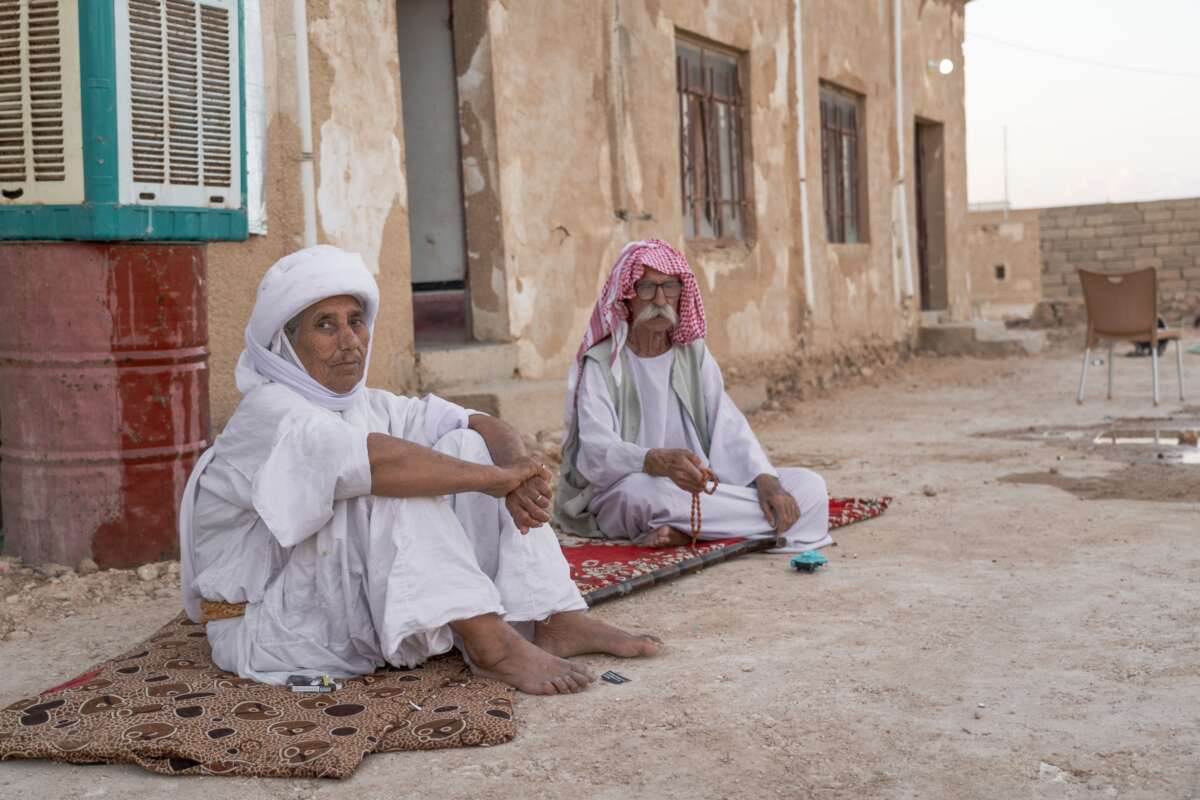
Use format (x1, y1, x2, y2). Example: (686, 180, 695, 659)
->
(790, 551, 828, 573)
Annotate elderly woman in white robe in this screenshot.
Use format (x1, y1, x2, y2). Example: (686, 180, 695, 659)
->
(555, 239, 831, 552)
(180, 245, 658, 695)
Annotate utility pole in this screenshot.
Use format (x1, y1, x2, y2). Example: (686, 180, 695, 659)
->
(1003, 124, 1010, 220)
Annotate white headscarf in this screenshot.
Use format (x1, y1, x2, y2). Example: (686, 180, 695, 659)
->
(235, 245, 380, 411)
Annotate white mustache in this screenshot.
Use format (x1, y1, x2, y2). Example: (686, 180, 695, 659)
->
(633, 303, 679, 328)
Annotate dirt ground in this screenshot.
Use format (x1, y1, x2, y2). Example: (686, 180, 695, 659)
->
(1, 336, 1198, 799)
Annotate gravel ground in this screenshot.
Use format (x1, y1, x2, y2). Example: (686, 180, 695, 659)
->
(1, 337, 1198, 799)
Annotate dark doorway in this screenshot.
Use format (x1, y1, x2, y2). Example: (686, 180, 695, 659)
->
(397, 0, 470, 344)
(914, 120, 948, 312)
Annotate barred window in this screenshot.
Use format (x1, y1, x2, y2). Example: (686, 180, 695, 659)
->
(676, 38, 747, 241)
(820, 83, 868, 244)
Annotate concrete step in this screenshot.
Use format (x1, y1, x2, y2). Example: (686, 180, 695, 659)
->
(917, 321, 1045, 357)
(415, 342, 518, 393)
(444, 378, 566, 436)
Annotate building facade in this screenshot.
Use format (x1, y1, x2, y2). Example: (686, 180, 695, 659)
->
(208, 0, 972, 429)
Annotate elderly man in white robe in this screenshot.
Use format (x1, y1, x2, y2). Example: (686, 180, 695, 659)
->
(555, 239, 831, 551)
(179, 245, 658, 696)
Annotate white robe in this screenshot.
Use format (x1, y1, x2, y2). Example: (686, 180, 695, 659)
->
(576, 348, 831, 552)
(186, 384, 586, 684)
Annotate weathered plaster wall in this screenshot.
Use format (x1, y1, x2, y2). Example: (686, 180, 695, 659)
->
(967, 208, 1042, 319)
(905, 0, 970, 317)
(478, 0, 968, 382)
(803, 0, 906, 347)
(206, 0, 414, 430)
(203, 0, 970, 424)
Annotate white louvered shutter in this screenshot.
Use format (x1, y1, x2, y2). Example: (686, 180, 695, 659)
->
(0, 0, 84, 205)
(115, 0, 241, 208)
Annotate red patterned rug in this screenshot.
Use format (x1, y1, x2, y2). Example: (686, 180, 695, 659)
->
(567, 496, 892, 605)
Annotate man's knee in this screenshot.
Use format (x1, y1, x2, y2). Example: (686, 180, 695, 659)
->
(433, 427, 493, 465)
(592, 473, 682, 533)
(780, 468, 828, 505)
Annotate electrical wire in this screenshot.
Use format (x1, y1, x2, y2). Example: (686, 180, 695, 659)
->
(967, 32, 1200, 80)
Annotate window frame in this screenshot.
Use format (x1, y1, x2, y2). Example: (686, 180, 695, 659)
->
(819, 82, 869, 245)
(675, 34, 752, 244)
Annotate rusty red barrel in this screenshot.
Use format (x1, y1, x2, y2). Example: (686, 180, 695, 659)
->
(0, 243, 209, 568)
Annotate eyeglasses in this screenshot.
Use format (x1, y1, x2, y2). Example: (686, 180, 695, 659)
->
(633, 279, 683, 301)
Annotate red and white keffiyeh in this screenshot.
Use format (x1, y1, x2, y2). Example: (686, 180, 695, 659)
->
(565, 239, 707, 429)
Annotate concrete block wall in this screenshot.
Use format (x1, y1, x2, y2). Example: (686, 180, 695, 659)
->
(1039, 198, 1200, 319)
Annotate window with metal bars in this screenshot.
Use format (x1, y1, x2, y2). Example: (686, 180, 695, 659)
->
(819, 83, 867, 244)
(676, 37, 747, 241)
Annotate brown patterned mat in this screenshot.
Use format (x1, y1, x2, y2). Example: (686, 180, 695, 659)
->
(0, 614, 516, 779)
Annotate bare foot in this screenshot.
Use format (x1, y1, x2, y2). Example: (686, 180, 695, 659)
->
(453, 614, 595, 695)
(641, 524, 693, 548)
(535, 610, 663, 659)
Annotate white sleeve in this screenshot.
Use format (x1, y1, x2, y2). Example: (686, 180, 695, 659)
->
(702, 354, 777, 487)
(576, 359, 648, 490)
(421, 393, 472, 444)
(250, 409, 373, 548)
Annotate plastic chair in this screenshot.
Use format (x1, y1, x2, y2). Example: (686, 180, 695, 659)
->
(1075, 268, 1184, 406)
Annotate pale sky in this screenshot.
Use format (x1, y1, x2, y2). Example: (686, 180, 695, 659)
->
(965, 0, 1200, 209)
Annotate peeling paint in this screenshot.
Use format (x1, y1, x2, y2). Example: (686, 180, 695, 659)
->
(311, 0, 407, 276)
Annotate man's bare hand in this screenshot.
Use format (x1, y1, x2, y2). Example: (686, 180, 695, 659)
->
(755, 474, 800, 533)
(483, 456, 543, 498)
(505, 462, 554, 534)
(645, 448, 708, 493)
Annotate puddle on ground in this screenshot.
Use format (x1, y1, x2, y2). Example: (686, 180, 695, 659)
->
(981, 417, 1200, 467)
(1092, 429, 1200, 464)
(988, 417, 1199, 500)
(999, 464, 1198, 503)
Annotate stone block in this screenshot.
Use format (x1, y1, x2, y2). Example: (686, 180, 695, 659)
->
(445, 378, 566, 436)
(1085, 214, 1114, 227)
(1111, 209, 1143, 224)
(1171, 231, 1200, 245)
(1155, 244, 1187, 257)
(1160, 280, 1188, 292)
(1043, 285, 1070, 299)
(1067, 227, 1096, 240)
(1110, 235, 1140, 249)
(1141, 233, 1171, 246)
(1144, 210, 1174, 223)
(1181, 266, 1200, 279)
(1096, 249, 1123, 261)
(415, 342, 519, 393)
(1172, 208, 1200, 222)
(1157, 269, 1182, 281)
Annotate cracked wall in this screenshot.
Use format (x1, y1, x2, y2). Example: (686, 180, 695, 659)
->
(206, 0, 414, 430)
(204, 0, 970, 427)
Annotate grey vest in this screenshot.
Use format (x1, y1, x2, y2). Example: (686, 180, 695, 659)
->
(553, 338, 711, 538)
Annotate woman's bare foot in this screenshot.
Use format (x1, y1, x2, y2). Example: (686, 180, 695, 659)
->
(452, 613, 595, 695)
(534, 610, 663, 659)
(641, 524, 692, 548)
